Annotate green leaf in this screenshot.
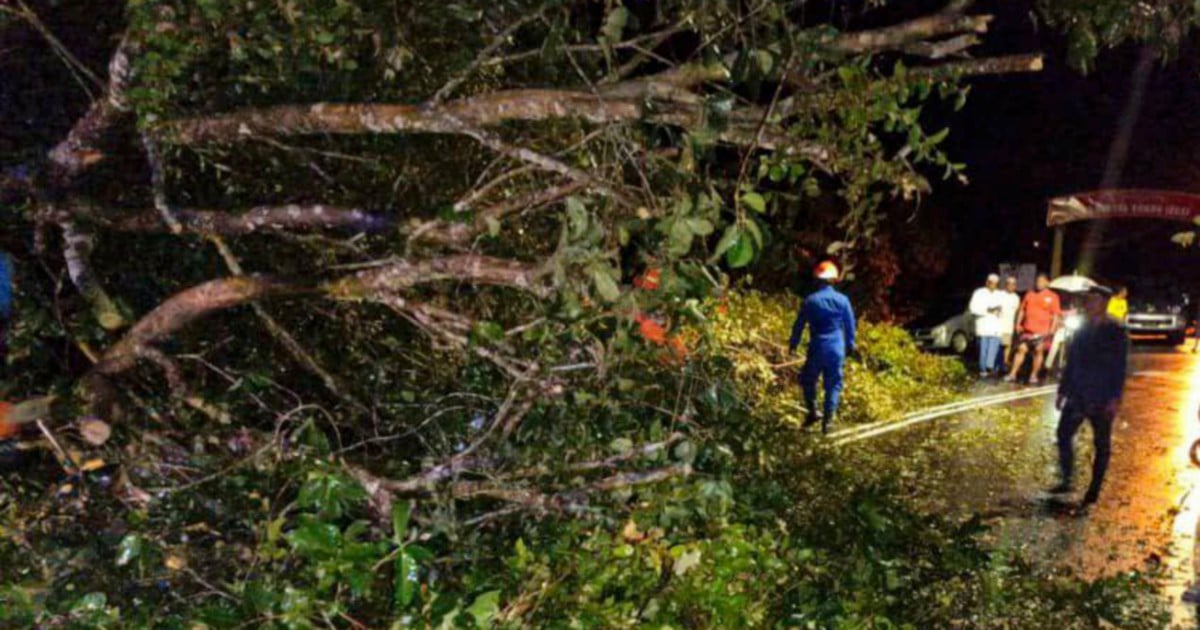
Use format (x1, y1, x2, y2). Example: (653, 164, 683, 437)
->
(610, 437, 634, 454)
(115, 534, 143, 568)
(673, 440, 696, 463)
(466, 590, 502, 629)
(927, 128, 950, 145)
(954, 86, 971, 111)
(286, 517, 340, 558)
(70, 592, 109, 614)
(803, 178, 821, 198)
(565, 197, 588, 239)
(592, 267, 621, 302)
(711, 225, 741, 263)
(600, 7, 629, 43)
(725, 233, 755, 268)
(297, 471, 367, 519)
(470, 321, 505, 345)
(395, 553, 418, 608)
(744, 219, 764, 248)
(740, 191, 767, 214)
(687, 218, 714, 236)
(754, 49, 774, 75)
(392, 502, 411, 545)
(668, 219, 694, 257)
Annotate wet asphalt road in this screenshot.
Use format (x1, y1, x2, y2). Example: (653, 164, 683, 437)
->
(838, 344, 1200, 623)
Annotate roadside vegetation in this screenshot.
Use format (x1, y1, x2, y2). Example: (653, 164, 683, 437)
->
(0, 289, 1167, 628)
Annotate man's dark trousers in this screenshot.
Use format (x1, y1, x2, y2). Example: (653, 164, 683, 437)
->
(1057, 402, 1114, 499)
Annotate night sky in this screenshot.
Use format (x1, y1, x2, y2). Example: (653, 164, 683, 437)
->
(931, 0, 1200, 295)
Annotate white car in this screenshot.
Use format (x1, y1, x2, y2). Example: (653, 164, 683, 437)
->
(909, 297, 975, 354)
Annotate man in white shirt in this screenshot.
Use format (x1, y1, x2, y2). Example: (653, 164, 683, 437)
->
(996, 276, 1021, 373)
(969, 274, 1004, 377)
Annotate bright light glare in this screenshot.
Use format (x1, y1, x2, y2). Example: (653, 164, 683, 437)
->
(1065, 314, 1083, 331)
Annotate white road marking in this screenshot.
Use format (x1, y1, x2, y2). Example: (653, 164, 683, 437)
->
(832, 386, 1058, 446)
(832, 370, 1157, 446)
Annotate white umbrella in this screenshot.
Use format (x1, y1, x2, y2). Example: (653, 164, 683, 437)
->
(1049, 274, 1103, 294)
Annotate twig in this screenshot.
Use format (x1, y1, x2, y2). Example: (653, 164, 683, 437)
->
(431, 11, 546, 104)
(36, 419, 76, 474)
(208, 235, 368, 412)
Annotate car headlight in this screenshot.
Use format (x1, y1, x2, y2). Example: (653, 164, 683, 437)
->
(1169, 305, 1183, 314)
(932, 325, 948, 342)
(1065, 314, 1083, 331)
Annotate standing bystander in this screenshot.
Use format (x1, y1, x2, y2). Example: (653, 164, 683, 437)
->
(1006, 273, 1062, 384)
(996, 276, 1021, 374)
(968, 274, 1004, 378)
(1050, 285, 1129, 507)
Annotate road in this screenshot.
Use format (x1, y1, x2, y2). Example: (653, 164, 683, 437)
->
(839, 345, 1200, 623)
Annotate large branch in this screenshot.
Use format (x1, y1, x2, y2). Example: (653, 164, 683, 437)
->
(93, 275, 317, 375)
(101, 205, 395, 235)
(93, 254, 548, 378)
(60, 219, 127, 330)
(334, 255, 550, 299)
(46, 34, 135, 187)
(209, 235, 368, 411)
(828, 2, 991, 55)
(162, 91, 645, 145)
(349, 461, 691, 507)
(909, 53, 1045, 78)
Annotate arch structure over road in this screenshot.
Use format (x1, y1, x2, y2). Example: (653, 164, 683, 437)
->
(1047, 189, 1200, 276)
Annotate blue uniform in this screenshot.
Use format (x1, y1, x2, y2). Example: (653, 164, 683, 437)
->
(0, 252, 11, 319)
(788, 285, 856, 422)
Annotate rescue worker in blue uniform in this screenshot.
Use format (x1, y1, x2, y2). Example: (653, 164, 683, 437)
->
(0, 250, 11, 369)
(788, 261, 856, 434)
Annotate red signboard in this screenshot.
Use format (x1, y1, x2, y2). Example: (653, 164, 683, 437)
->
(1046, 189, 1200, 227)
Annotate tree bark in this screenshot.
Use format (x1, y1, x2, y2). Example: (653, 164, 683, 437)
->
(60, 219, 127, 329)
(828, 4, 991, 55)
(46, 34, 135, 187)
(97, 204, 395, 235)
(333, 255, 550, 299)
(94, 275, 317, 375)
(163, 91, 645, 145)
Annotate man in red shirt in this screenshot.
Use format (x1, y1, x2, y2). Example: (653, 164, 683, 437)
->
(1004, 273, 1062, 384)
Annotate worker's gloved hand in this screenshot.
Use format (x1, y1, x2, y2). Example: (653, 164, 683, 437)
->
(848, 347, 861, 362)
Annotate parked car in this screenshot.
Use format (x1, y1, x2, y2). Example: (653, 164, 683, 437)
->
(908, 294, 974, 354)
(1125, 289, 1191, 344)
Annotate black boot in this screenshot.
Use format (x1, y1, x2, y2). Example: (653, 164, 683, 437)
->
(802, 410, 823, 430)
(822, 412, 834, 435)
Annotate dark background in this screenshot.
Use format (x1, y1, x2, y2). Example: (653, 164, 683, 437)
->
(921, 0, 1200, 309)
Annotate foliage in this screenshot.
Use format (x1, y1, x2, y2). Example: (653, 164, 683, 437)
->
(0, 292, 1169, 628)
(1037, 0, 1200, 72)
(705, 291, 969, 425)
(0, 0, 1182, 627)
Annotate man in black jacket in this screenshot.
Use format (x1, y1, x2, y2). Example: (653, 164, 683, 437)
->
(1050, 285, 1129, 507)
